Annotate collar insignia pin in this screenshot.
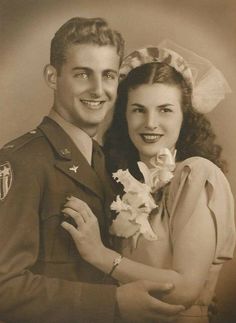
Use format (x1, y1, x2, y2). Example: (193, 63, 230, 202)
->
(69, 165, 79, 173)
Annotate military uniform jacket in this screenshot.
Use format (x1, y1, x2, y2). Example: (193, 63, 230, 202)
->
(0, 117, 117, 323)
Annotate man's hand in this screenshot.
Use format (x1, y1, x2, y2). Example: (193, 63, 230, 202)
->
(116, 280, 185, 323)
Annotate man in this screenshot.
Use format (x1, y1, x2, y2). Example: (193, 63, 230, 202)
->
(0, 17, 184, 322)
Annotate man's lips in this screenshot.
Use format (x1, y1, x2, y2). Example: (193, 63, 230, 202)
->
(80, 99, 106, 108)
(140, 133, 163, 143)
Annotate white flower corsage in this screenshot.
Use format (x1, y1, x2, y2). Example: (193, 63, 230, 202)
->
(109, 148, 176, 248)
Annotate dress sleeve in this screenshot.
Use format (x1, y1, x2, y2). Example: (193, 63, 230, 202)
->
(166, 157, 236, 264)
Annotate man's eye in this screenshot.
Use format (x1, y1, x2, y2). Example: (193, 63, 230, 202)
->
(74, 72, 89, 79)
(104, 72, 116, 80)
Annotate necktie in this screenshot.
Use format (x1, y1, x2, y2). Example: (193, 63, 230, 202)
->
(92, 140, 113, 248)
(92, 140, 106, 181)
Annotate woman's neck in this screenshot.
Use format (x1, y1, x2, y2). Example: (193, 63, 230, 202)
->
(139, 147, 176, 168)
(139, 155, 153, 168)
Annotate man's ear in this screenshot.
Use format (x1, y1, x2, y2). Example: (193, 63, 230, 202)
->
(44, 64, 57, 90)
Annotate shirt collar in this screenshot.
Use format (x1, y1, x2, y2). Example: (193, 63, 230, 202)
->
(48, 109, 93, 165)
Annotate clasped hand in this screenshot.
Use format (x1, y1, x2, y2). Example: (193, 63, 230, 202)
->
(61, 196, 105, 263)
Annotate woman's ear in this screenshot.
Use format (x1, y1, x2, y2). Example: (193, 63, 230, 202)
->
(44, 64, 57, 90)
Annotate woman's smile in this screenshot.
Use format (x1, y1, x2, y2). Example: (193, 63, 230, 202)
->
(139, 133, 163, 144)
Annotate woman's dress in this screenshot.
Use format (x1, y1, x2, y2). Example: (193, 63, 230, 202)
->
(121, 157, 235, 323)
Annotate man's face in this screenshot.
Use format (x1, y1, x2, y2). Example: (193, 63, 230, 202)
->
(54, 44, 120, 136)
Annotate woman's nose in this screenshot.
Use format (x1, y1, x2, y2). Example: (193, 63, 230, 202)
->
(145, 111, 158, 130)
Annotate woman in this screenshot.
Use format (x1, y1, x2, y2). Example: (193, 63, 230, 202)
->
(61, 45, 235, 322)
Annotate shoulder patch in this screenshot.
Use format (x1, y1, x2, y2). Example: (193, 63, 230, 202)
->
(0, 161, 13, 200)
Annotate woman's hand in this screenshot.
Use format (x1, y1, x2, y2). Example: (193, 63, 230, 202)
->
(61, 196, 105, 264)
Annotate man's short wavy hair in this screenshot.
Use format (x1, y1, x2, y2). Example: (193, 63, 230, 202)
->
(50, 17, 125, 73)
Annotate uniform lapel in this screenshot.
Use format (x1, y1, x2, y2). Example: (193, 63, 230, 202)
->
(38, 117, 104, 199)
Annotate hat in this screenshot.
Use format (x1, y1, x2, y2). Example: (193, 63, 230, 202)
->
(119, 40, 231, 113)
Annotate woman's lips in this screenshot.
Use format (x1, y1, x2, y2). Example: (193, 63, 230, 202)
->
(140, 134, 163, 143)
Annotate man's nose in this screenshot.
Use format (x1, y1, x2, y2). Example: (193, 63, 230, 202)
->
(90, 75, 103, 97)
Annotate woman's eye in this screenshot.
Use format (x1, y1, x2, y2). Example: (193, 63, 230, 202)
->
(160, 107, 173, 113)
(133, 107, 145, 113)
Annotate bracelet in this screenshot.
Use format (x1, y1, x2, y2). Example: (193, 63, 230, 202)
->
(108, 254, 123, 277)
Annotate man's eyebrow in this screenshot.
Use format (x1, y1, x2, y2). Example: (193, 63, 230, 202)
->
(104, 69, 118, 74)
(71, 67, 118, 74)
(130, 103, 175, 108)
(72, 67, 91, 71)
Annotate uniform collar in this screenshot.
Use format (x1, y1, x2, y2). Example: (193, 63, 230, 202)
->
(48, 109, 93, 165)
(38, 117, 105, 199)
(38, 117, 74, 160)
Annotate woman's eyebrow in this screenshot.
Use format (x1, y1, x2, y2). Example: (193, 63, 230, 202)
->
(158, 103, 175, 107)
(130, 103, 146, 107)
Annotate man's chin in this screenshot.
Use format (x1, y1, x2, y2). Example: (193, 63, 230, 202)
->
(78, 122, 101, 137)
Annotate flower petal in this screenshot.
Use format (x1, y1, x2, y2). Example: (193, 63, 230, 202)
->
(135, 214, 157, 240)
(110, 212, 140, 238)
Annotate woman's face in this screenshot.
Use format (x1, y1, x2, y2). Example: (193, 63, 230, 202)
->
(126, 83, 183, 165)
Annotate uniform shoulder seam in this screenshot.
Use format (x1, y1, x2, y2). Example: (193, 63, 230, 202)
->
(0, 129, 43, 155)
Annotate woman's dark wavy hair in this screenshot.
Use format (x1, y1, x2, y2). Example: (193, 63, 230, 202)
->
(103, 62, 227, 178)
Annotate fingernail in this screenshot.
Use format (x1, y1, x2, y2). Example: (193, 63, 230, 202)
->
(62, 210, 68, 217)
(165, 283, 173, 290)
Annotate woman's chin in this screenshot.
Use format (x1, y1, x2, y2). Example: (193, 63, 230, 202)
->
(139, 153, 158, 167)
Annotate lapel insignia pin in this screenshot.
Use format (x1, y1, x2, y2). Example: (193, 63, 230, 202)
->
(0, 161, 13, 200)
(69, 165, 79, 173)
(61, 148, 71, 156)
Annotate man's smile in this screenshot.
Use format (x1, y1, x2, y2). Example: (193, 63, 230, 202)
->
(80, 99, 106, 109)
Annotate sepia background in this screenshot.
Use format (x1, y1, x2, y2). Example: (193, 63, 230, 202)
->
(1, 0, 236, 321)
